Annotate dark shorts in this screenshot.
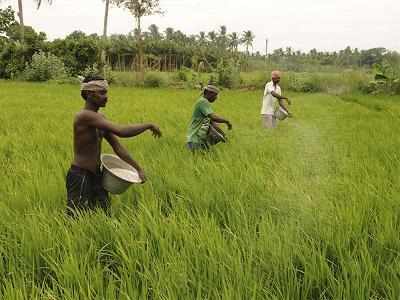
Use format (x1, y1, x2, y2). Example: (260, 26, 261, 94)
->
(66, 165, 110, 216)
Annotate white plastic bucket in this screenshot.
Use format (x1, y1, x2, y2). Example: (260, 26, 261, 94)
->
(275, 107, 289, 121)
(101, 154, 142, 195)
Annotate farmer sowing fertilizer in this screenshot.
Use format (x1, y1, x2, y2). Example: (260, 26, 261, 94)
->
(261, 71, 292, 128)
(187, 85, 232, 151)
(66, 76, 162, 216)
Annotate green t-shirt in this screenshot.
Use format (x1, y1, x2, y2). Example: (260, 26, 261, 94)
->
(187, 97, 214, 144)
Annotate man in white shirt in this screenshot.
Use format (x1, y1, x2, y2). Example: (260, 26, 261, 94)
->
(261, 71, 291, 128)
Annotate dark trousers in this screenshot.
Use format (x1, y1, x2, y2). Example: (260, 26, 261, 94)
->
(66, 165, 110, 216)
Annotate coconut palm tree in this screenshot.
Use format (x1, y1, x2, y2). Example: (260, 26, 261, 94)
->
(112, 0, 162, 80)
(207, 31, 216, 43)
(242, 30, 255, 56)
(198, 31, 206, 43)
(228, 32, 240, 53)
(218, 25, 228, 51)
(165, 27, 174, 40)
(148, 23, 161, 40)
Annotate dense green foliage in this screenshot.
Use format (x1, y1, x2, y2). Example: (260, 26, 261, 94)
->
(50, 31, 102, 75)
(1, 82, 399, 299)
(0, 5, 399, 94)
(22, 51, 67, 81)
(0, 21, 47, 78)
(0, 5, 15, 34)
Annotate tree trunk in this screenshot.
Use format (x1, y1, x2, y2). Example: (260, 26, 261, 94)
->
(17, 0, 24, 42)
(101, 0, 110, 75)
(103, 0, 110, 38)
(136, 17, 144, 82)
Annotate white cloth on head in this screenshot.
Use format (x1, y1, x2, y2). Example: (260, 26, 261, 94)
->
(80, 80, 109, 92)
(261, 81, 281, 115)
(204, 85, 220, 94)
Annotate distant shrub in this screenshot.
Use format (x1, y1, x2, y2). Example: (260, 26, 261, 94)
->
(176, 67, 192, 82)
(240, 71, 268, 89)
(359, 81, 381, 94)
(217, 60, 240, 89)
(177, 70, 204, 90)
(50, 76, 81, 85)
(23, 51, 67, 82)
(177, 70, 188, 82)
(281, 71, 369, 94)
(112, 72, 137, 87)
(359, 79, 400, 95)
(82, 63, 100, 78)
(103, 65, 116, 84)
(392, 79, 400, 94)
(359, 63, 400, 95)
(208, 74, 217, 85)
(144, 71, 167, 88)
(79, 64, 116, 84)
(283, 73, 322, 93)
(299, 79, 323, 93)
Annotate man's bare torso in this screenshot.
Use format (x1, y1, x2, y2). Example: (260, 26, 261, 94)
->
(72, 111, 104, 173)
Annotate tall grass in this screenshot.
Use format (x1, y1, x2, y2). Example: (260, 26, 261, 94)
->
(110, 70, 371, 95)
(240, 70, 371, 95)
(0, 81, 399, 299)
(111, 71, 213, 88)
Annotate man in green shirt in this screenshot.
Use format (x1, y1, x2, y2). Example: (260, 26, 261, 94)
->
(187, 85, 232, 151)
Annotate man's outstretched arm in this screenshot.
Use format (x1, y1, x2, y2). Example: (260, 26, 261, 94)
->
(209, 113, 233, 130)
(78, 111, 162, 138)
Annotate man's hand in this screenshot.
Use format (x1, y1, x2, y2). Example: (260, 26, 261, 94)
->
(287, 98, 292, 105)
(150, 124, 162, 138)
(138, 169, 147, 183)
(227, 121, 233, 130)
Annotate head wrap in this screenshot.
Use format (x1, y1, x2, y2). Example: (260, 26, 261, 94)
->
(204, 84, 220, 94)
(271, 70, 281, 79)
(80, 80, 109, 92)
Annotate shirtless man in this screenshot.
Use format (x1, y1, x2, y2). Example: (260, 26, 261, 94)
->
(66, 76, 161, 215)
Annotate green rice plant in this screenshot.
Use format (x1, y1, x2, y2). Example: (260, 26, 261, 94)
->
(0, 81, 399, 299)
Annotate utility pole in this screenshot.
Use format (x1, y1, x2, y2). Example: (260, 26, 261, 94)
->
(265, 38, 269, 65)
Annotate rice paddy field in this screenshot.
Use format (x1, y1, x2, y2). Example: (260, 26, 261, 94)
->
(1, 80, 400, 299)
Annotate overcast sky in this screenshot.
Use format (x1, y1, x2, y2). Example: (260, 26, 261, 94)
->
(1, 0, 399, 53)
